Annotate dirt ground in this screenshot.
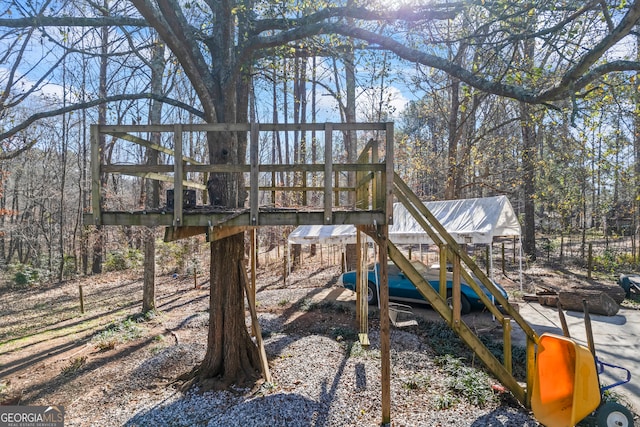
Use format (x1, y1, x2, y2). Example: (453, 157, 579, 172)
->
(0, 253, 636, 425)
(0, 261, 353, 410)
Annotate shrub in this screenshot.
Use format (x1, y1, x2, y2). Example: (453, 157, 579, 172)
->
(92, 317, 144, 350)
(435, 354, 496, 408)
(9, 264, 41, 287)
(61, 356, 87, 377)
(104, 249, 143, 272)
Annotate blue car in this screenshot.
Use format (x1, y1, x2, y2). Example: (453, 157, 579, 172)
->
(339, 260, 508, 314)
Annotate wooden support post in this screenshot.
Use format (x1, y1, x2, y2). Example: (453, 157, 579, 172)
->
(502, 317, 512, 375)
(355, 232, 362, 326)
(452, 251, 461, 327)
(526, 336, 536, 409)
(173, 124, 183, 227)
(250, 122, 259, 225)
(271, 171, 276, 207)
(283, 245, 288, 285)
(439, 244, 447, 300)
(501, 243, 506, 274)
(356, 229, 369, 346)
(90, 125, 102, 226)
(371, 139, 379, 210)
(79, 285, 85, 314)
(334, 170, 339, 206)
(377, 224, 391, 425)
(587, 242, 593, 279)
(385, 123, 394, 225)
(486, 244, 491, 276)
(324, 124, 333, 224)
(250, 229, 257, 336)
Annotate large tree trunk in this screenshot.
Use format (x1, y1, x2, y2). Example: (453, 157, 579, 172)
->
(142, 38, 164, 314)
(92, 4, 109, 274)
(635, 31, 640, 263)
(520, 102, 537, 261)
(445, 77, 460, 200)
(199, 233, 260, 388)
(197, 61, 259, 385)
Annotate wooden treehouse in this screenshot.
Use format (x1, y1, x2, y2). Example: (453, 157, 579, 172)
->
(84, 122, 539, 424)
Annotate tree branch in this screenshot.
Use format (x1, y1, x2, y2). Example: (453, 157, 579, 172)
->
(0, 16, 149, 28)
(131, 0, 218, 122)
(253, 4, 462, 33)
(0, 93, 204, 146)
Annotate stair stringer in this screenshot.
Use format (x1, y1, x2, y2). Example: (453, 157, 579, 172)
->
(388, 173, 539, 408)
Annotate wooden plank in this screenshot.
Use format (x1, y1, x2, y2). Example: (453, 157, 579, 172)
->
(173, 124, 183, 227)
(207, 226, 252, 242)
(104, 165, 174, 173)
(86, 210, 387, 228)
(99, 123, 251, 133)
(258, 122, 388, 132)
(191, 162, 382, 175)
(104, 132, 204, 165)
(239, 260, 272, 383)
(98, 122, 389, 135)
(257, 186, 352, 192)
(250, 122, 259, 225)
(90, 124, 101, 225)
(324, 124, 333, 224)
(356, 172, 375, 193)
(164, 226, 208, 242)
(186, 164, 251, 173)
(103, 169, 206, 191)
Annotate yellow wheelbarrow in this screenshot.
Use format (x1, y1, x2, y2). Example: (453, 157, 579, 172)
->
(531, 302, 633, 427)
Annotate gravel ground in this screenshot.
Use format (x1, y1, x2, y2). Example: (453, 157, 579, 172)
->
(118, 332, 540, 427)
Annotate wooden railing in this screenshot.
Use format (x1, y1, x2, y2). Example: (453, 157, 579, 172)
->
(86, 122, 394, 228)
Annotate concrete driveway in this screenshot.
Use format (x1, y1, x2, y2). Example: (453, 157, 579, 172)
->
(512, 302, 640, 415)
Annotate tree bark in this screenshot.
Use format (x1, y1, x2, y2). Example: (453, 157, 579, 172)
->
(445, 77, 460, 199)
(199, 233, 260, 388)
(142, 38, 164, 314)
(92, 3, 109, 275)
(142, 228, 156, 313)
(521, 101, 537, 261)
(557, 290, 620, 316)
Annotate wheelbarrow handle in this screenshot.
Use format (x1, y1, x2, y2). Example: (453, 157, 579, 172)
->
(596, 357, 632, 392)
